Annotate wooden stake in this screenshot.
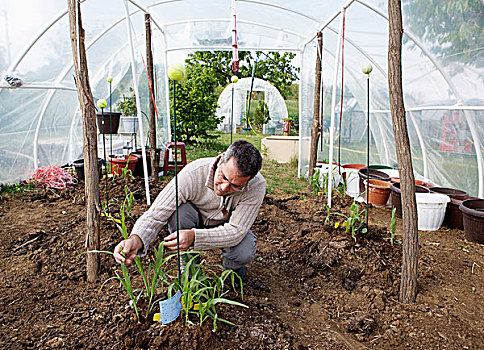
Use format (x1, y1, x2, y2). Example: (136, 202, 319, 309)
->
(388, 0, 418, 303)
(145, 13, 158, 180)
(68, 0, 101, 283)
(308, 31, 323, 192)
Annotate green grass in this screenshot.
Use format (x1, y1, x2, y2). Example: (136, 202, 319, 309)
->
(0, 181, 36, 197)
(285, 100, 299, 118)
(185, 132, 307, 196)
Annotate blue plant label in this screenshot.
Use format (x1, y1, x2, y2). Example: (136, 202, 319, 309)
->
(158, 290, 182, 325)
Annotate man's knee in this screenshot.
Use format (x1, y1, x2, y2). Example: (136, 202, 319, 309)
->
(223, 231, 257, 268)
(168, 202, 202, 232)
(236, 243, 257, 265)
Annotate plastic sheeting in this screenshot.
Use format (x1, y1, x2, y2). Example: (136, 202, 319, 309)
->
(0, 0, 482, 196)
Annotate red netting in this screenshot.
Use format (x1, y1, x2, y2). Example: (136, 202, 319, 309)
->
(30, 165, 76, 189)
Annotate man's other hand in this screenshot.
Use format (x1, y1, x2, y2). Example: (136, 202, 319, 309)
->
(163, 229, 195, 252)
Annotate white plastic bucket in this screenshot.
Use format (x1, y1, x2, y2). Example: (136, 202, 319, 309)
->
(121, 116, 139, 133)
(317, 163, 341, 189)
(416, 193, 450, 231)
(344, 168, 361, 198)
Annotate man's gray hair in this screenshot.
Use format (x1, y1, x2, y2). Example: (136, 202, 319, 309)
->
(223, 140, 262, 179)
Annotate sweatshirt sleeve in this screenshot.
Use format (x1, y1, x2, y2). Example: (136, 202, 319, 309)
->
(129, 162, 198, 256)
(193, 175, 266, 251)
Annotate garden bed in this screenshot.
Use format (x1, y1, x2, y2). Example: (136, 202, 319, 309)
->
(0, 177, 483, 349)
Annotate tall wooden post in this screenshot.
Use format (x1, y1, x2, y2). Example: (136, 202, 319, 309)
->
(388, 0, 418, 303)
(308, 31, 323, 192)
(68, 0, 101, 283)
(145, 13, 158, 180)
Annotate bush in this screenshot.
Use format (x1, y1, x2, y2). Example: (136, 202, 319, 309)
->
(169, 64, 222, 144)
(252, 100, 271, 132)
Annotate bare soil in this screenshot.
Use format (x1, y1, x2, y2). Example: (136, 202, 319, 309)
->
(0, 176, 483, 349)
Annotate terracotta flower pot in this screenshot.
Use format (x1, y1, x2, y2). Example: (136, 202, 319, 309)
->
(358, 168, 391, 195)
(108, 155, 138, 175)
(365, 179, 391, 206)
(390, 177, 426, 187)
(342, 163, 366, 181)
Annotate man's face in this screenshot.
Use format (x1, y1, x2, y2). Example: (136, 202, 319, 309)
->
(214, 157, 251, 196)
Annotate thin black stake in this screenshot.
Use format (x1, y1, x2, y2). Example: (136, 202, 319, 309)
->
(366, 74, 370, 228)
(101, 108, 109, 214)
(172, 80, 181, 286)
(230, 83, 234, 144)
(245, 58, 258, 130)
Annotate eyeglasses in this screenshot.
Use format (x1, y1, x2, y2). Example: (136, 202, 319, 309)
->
(217, 166, 246, 192)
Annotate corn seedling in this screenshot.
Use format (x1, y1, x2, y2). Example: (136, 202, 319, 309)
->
(123, 185, 135, 217)
(390, 207, 396, 246)
(108, 185, 135, 239)
(334, 173, 347, 196)
(81, 244, 176, 322)
(121, 164, 133, 180)
(167, 254, 247, 331)
(77, 248, 142, 322)
(318, 171, 329, 196)
(309, 168, 323, 194)
(133, 242, 177, 319)
(323, 204, 331, 226)
(334, 200, 367, 239)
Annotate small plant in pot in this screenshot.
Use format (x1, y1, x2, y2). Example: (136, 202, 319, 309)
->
(116, 88, 139, 133)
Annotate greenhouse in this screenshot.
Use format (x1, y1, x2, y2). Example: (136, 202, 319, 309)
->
(0, 1, 483, 349)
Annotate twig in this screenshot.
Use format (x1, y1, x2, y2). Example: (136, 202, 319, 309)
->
(370, 335, 381, 343)
(13, 236, 40, 251)
(60, 308, 96, 316)
(471, 262, 480, 274)
(8, 297, 22, 306)
(371, 247, 386, 266)
(48, 188, 60, 197)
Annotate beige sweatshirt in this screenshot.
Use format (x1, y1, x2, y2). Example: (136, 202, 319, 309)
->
(130, 155, 266, 255)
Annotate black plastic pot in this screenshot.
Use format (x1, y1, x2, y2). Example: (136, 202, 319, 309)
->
(390, 182, 430, 218)
(96, 112, 121, 134)
(429, 187, 468, 200)
(72, 158, 103, 181)
(430, 187, 469, 229)
(130, 148, 162, 177)
(459, 199, 484, 244)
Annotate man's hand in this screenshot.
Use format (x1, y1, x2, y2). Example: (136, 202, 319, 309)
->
(163, 229, 195, 252)
(113, 235, 143, 266)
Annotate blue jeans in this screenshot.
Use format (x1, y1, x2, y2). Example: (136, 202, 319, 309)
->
(167, 201, 257, 270)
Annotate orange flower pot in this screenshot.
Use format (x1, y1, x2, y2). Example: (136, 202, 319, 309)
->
(365, 179, 391, 206)
(390, 177, 426, 187)
(108, 155, 138, 175)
